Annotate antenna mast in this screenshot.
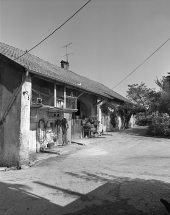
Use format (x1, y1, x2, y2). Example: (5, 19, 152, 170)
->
(62, 53, 73, 62)
(61, 42, 72, 62)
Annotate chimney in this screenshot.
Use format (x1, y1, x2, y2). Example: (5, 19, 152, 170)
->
(60, 60, 69, 70)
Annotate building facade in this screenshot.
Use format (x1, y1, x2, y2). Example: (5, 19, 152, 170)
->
(0, 42, 129, 167)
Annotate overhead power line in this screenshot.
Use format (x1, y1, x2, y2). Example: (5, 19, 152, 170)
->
(112, 37, 170, 90)
(14, 0, 91, 61)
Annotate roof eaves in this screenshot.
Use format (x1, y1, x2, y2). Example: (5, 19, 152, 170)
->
(27, 68, 112, 100)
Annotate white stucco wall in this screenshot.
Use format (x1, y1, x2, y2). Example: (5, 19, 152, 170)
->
(19, 74, 31, 165)
(97, 100, 107, 133)
(128, 114, 134, 128)
(30, 108, 65, 152)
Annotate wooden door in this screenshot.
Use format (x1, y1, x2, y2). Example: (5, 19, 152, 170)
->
(71, 119, 82, 140)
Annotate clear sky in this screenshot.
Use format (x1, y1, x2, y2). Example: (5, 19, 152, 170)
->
(1, 0, 170, 97)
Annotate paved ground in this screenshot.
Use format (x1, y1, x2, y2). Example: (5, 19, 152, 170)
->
(1, 126, 170, 215)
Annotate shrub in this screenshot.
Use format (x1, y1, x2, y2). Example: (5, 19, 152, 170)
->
(82, 116, 100, 130)
(147, 112, 170, 136)
(136, 118, 152, 126)
(110, 112, 117, 127)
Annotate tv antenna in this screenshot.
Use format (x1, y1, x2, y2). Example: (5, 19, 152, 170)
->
(62, 53, 74, 62)
(61, 42, 72, 62)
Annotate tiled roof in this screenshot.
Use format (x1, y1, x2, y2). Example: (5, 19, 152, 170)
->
(0, 42, 129, 102)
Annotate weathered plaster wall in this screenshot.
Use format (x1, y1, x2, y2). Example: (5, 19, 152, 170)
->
(64, 113, 72, 143)
(30, 109, 65, 152)
(0, 62, 22, 166)
(97, 101, 103, 133)
(128, 114, 134, 128)
(97, 100, 107, 132)
(19, 74, 31, 165)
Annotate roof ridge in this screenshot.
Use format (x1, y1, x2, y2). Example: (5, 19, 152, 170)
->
(0, 41, 129, 102)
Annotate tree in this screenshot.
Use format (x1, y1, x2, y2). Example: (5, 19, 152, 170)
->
(126, 82, 158, 116)
(100, 101, 145, 129)
(155, 74, 170, 93)
(155, 75, 170, 114)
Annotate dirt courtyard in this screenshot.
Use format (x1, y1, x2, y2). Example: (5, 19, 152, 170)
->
(1, 126, 170, 215)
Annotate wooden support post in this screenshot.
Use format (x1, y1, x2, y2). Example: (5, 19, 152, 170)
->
(63, 86, 71, 144)
(54, 83, 56, 107)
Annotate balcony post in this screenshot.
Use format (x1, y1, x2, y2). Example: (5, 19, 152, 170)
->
(54, 83, 56, 107)
(64, 86, 66, 109)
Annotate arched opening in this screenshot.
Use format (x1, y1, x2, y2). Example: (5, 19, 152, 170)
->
(73, 100, 88, 119)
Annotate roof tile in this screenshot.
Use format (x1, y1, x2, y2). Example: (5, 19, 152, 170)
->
(0, 42, 129, 102)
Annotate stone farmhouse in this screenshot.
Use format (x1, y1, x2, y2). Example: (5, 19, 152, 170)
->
(0, 42, 129, 167)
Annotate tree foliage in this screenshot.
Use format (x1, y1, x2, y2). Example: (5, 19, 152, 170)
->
(125, 74, 170, 136)
(100, 101, 144, 128)
(155, 75, 170, 114)
(155, 75, 170, 93)
(126, 82, 160, 114)
(100, 101, 115, 115)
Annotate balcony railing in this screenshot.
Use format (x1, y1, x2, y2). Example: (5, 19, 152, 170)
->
(66, 96, 77, 110)
(31, 80, 78, 112)
(31, 92, 77, 112)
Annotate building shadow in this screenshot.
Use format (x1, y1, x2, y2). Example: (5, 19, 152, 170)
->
(62, 171, 170, 215)
(1, 174, 170, 214)
(0, 181, 61, 215)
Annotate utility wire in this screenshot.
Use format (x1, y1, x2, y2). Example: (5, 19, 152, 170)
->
(14, 0, 91, 61)
(112, 37, 170, 90)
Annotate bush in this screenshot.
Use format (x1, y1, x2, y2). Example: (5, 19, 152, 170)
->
(110, 112, 117, 127)
(136, 118, 152, 126)
(147, 112, 170, 136)
(147, 124, 170, 136)
(82, 116, 100, 130)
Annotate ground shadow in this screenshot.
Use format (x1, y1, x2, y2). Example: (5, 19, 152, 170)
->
(114, 126, 170, 139)
(0, 181, 61, 215)
(1, 175, 170, 214)
(63, 171, 170, 215)
(114, 126, 148, 137)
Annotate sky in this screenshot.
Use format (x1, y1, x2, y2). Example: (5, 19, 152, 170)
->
(1, 0, 170, 97)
